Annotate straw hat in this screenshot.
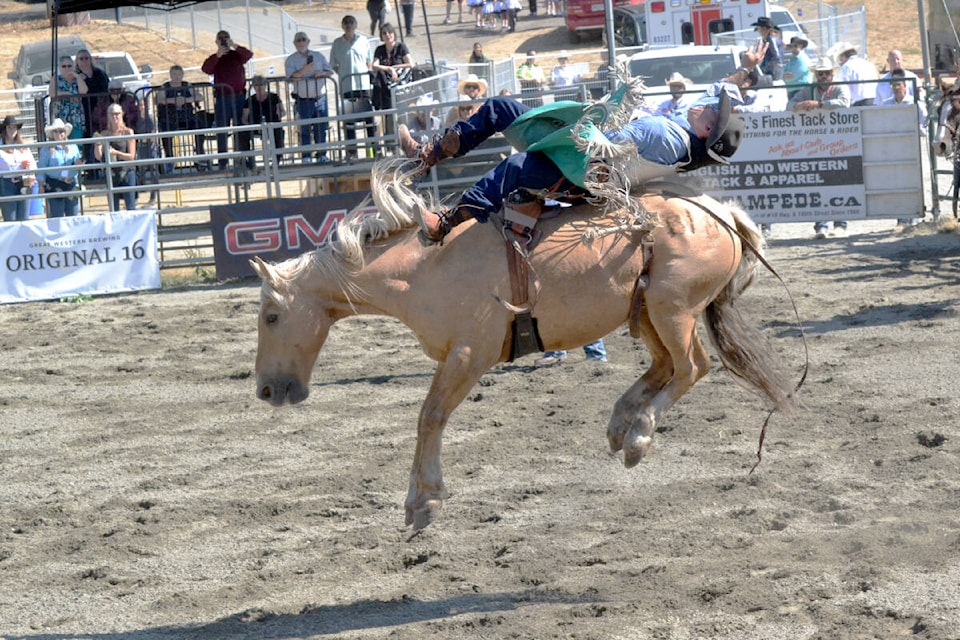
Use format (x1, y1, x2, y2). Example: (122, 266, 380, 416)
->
(813, 56, 838, 72)
(457, 73, 488, 96)
(827, 41, 857, 60)
(665, 72, 693, 89)
(44, 118, 73, 136)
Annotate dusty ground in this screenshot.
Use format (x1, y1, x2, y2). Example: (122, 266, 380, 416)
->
(2, 223, 960, 639)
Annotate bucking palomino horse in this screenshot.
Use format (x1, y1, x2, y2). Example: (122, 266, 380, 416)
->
(251, 160, 797, 530)
(933, 85, 960, 219)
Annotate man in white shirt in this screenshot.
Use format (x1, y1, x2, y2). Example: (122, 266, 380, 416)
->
(875, 49, 920, 105)
(655, 72, 696, 116)
(829, 42, 878, 106)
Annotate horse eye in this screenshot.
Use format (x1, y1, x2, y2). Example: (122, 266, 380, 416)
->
(265, 313, 279, 325)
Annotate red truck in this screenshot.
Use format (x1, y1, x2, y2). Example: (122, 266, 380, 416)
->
(565, 0, 643, 43)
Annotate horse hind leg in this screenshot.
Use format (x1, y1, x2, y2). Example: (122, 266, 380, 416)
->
(621, 309, 712, 468)
(608, 309, 672, 455)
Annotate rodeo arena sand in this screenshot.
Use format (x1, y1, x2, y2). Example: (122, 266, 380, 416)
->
(4, 2, 960, 640)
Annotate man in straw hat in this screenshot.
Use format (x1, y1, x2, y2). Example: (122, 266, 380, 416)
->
(37, 118, 83, 218)
(827, 41, 878, 106)
(398, 42, 767, 244)
(787, 56, 852, 238)
(655, 72, 695, 116)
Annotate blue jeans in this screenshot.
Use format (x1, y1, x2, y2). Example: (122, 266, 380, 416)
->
(214, 93, 247, 158)
(451, 97, 578, 222)
(45, 192, 79, 218)
(110, 169, 137, 211)
(1, 178, 29, 222)
(296, 97, 329, 159)
(544, 339, 607, 361)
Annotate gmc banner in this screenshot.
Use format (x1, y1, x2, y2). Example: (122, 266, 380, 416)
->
(210, 192, 372, 280)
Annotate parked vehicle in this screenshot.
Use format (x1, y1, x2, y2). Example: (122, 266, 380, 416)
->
(565, 0, 643, 43)
(627, 45, 744, 95)
(7, 34, 88, 114)
(89, 51, 153, 95)
(644, 0, 804, 49)
(609, 4, 648, 48)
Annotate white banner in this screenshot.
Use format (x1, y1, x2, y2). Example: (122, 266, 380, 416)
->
(0, 212, 161, 304)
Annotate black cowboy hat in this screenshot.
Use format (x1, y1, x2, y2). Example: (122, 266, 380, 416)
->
(789, 36, 809, 48)
(751, 16, 775, 29)
(706, 91, 743, 164)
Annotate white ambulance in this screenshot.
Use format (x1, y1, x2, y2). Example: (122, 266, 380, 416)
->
(644, 0, 803, 49)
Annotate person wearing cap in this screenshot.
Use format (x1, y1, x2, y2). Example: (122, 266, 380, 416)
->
(550, 52, 581, 89)
(238, 76, 285, 171)
(202, 30, 254, 169)
(286, 31, 334, 164)
(397, 42, 766, 244)
(1, 115, 38, 222)
(828, 41, 877, 106)
(37, 119, 83, 218)
(787, 58, 851, 237)
(517, 51, 547, 107)
(876, 49, 920, 106)
(92, 78, 139, 133)
(752, 16, 784, 81)
(656, 72, 696, 116)
(782, 36, 813, 96)
(403, 95, 442, 142)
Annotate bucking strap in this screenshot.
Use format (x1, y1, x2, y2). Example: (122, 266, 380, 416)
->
(627, 232, 655, 338)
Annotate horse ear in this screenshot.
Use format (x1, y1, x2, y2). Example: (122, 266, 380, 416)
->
(249, 256, 272, 281)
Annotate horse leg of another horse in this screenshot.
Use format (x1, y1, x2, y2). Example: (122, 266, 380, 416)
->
(406, 346, 490, 530)
(622, 308, 712, 468)
(608, 309, 673, 453)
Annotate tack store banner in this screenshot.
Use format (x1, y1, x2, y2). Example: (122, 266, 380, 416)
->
(0, 212, 161, 304)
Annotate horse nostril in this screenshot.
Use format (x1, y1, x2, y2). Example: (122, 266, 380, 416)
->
(260, 385, 272, 399)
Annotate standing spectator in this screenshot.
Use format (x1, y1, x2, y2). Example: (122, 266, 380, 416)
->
(517, 50, 547, 107)
(239, 76, 285, 170)
(443, 0, 464, 24)
(829, 41, 877, 106)
(656, 72, 696, 116)
(156, 64, 210, 171)
(536, 340, 608, 367)
(201, 30, 253, 170)
(38, 118, 83, 218)
(48, 55, 87, 141)
(400, 0, 416, 37)
(367, 0, 388, 36)
(528, 0, 537, 16)
(468, 0, 484, 28)
(467, 42, 491, 79)
(94, 103, 137, 211)
(545, 0, 559, 17)
(787, 57, 851, 238)
(286, 31, 334, 164)
(371, 24, 413, 140)
(74, 49, 110, 161)
(782, 36, 812, 97)
(876, 49, 920, 105)
(751, 17, 784, 81)
(92, 79, 139, 134)
(330, 15, 377, 160)
(1, 115, 37, 223)
(550, 51, 581, 87)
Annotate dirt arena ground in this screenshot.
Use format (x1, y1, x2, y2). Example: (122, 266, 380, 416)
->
(2, 222, 959, 639)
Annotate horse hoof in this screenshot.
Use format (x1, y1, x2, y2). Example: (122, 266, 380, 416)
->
(622, 431, 653, 468)
(406, 500, 443, 531)
(608, 431, 625, 453)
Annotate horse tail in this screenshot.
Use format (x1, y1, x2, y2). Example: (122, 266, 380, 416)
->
(703, 203, 797, 413)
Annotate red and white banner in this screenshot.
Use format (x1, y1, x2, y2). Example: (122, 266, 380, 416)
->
(0, 212, 160, 304)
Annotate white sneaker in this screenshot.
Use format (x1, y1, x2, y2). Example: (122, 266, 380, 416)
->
(535, 353, 567, 367)
(830, 226, 847, 237)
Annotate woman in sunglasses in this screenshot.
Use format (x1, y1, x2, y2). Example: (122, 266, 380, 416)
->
(48, 55, 87, 140)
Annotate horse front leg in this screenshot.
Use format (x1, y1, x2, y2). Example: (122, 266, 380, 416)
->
(406, 345, 492, 530)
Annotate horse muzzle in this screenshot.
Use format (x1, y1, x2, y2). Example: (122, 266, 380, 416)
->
(257, 376, 309, 406)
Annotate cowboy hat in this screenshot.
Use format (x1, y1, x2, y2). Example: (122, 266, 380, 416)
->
(557, 50, 571, 60)
(827, 41, 857, 59)
(665, 72, 693, 88)
(457, 74, 488, 97)
(813, 56, 838, 72)
(788, 36, 809, 49)
(2, 115, 23, 130)
(706, 91, 743, 164)
(414, 94, 438, 108)
(44, 118, 73, 136)
(751, 16, 775, 29)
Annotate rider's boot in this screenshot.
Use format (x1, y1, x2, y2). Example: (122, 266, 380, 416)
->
(418, 204, 474, 245)
(399, 124, 461, 169)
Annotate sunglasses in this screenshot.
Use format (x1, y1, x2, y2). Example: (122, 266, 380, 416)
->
(464, 84, 480, 91)
(60, 64, 73, 68)
(815, 71, 833, 76)
(295, 38, 307, 42)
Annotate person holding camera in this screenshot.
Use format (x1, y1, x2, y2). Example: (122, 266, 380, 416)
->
(0, 115, 37, 222)
(202, 30, 253, 170)
(38, 118, 83, 218)
(285, 31, 334, 164)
